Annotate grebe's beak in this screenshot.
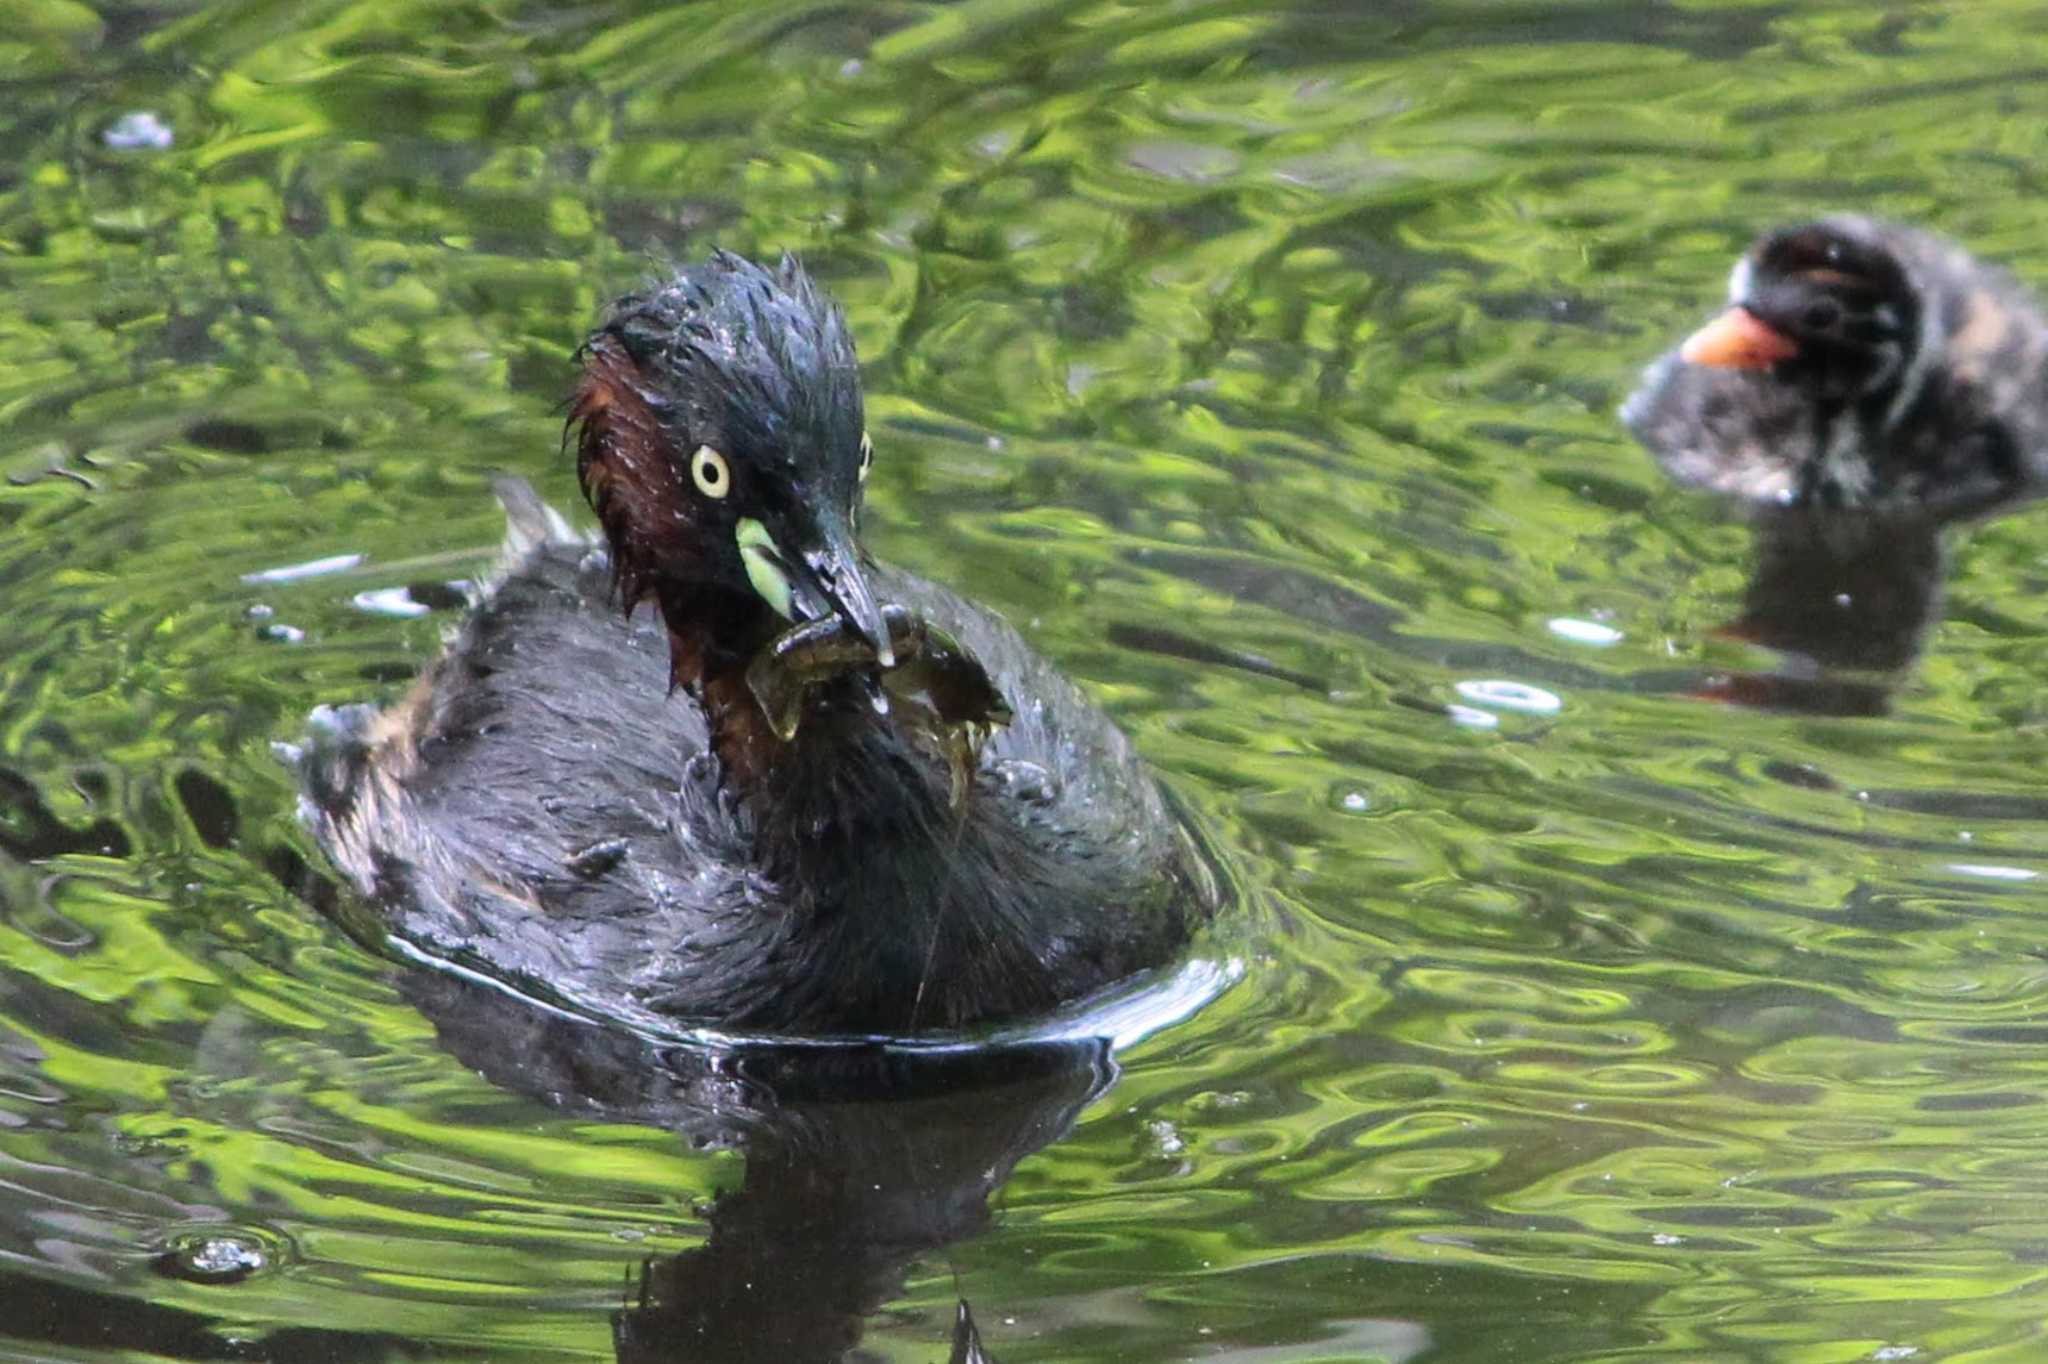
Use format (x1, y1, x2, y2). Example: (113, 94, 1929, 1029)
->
(735, 506, 894, 668)
(1680, 307, 1800, 370)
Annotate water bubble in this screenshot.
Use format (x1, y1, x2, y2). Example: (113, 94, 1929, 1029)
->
(1548, 617, 1623, 646)
(241, 552, 363, 585)
(152, 1226, 288, 1285)
(1456, 680, 1562, 715)
(351, 586, 431, 619)
(103, 111, 173, 151)
(1948, 863, 2038, 882)
(1145, 1118, 1186, 1157)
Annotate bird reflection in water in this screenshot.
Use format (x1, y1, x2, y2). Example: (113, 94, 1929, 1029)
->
(1678, 511, 1943, 716)
(402, 968, 1094, 1363)
(1624, 216, 2048, 715)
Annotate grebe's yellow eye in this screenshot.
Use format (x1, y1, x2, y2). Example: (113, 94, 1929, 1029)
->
(857, 431, 874, 483)
(691, 445, 731, 499)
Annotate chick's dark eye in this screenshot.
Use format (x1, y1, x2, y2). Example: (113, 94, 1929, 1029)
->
(1801, 298, 1842, 332)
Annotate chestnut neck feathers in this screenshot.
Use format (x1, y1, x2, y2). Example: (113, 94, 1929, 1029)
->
(1624, 216, 2048, 521)
(566, 253, 884, 788)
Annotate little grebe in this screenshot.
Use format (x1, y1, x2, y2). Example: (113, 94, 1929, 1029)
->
(301, 252, 1224, 1036)
(1623, 216, 2048, 521)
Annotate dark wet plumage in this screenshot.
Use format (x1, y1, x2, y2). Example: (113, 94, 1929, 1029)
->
(1623, 216, 2048, 521)
(300, 253, 1224, 1036)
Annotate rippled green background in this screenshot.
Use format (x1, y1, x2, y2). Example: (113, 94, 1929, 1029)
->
(7, 1, 2048, 1359)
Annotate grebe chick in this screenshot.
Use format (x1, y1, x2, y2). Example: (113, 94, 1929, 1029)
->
(302, 252, 1224, 1036)
(1624, 216, 2048, 522)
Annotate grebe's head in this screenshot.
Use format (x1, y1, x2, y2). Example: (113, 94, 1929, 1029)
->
(571, 251, 889, 668)
(1624, 215, 2048, 514)
(1678, 217, 1924, 407)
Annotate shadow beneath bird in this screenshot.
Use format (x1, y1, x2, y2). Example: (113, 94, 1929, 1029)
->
(398, 968, 1099, 1364)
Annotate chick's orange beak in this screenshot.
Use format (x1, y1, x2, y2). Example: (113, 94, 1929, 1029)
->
(1679, 307, 1800, 370)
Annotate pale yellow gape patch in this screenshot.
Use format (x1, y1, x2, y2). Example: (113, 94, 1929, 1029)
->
(736, 517, 794, 620)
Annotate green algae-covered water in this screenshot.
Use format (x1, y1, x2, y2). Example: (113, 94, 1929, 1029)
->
(8, 3, 2048, 1359)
